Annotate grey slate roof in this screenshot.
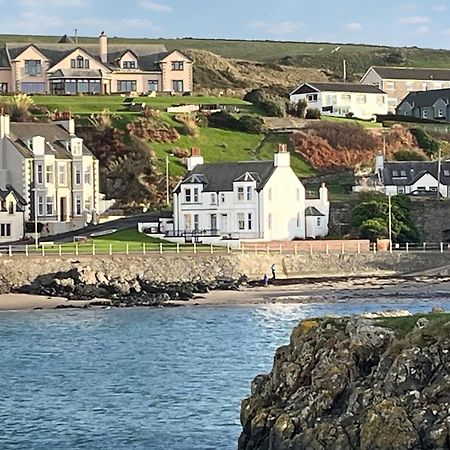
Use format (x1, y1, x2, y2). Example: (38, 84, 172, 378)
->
(0, 186, 26, 211)
(5, 42, 169, 72)
(49, 69, 105, 78)
(9, 122, 94, 159)
(382, 161, 450, 186)
(291, 82, 386, 96)
(370, 66, 450, 81)
(305, 206, 325, 217)
(0, 48, 10, 68)
(176, 161, 276, 193)
(399, 88, 450, 108)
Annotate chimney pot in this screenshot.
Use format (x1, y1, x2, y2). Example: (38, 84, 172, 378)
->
(277, 143, 288, 153)
(191, 147, 201, 157)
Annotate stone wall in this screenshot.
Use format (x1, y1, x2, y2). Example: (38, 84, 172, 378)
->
(410, 199, 450, 243)
(1, 252, 450, 287)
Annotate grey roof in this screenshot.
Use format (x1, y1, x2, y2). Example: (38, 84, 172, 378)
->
(0, 47, 10, 68)
(4, 42, 169, 72)
(291, 82, 386, 95)
(370, 66, 450, 81)
(382, 161, 450, 186)
(305, 206, 325, 217)
(398, 88, 450, 108)
(49, 68, 105, 78)
(176, 161, 276, 193)
(9, 122, 94, 159)
(58, 34, 74, 44)
(0, 186, 26, 210)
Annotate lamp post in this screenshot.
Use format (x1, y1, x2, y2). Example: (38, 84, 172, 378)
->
(32, 185, 38, 249)
(165, 154, 170, 206)
(388, 193, 392, 253)
(437, 145, 442, 200)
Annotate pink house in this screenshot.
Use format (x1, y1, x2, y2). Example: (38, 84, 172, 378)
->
(0, 32, 193, 95)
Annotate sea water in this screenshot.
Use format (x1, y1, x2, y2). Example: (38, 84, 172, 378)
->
(1, 299, 450, 450)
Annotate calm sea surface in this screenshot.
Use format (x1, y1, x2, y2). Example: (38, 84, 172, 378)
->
(1, 298, 450, 450)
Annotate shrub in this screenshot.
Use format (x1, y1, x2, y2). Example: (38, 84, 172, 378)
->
(239, 115, 265, 134)
(289, 99, 307, 118)
(393, 149, 428, 161)
(175, 114, 199, 137)
(410, 128, 440, 157)
(305, 108, 321, 119)
(127, 116, 180, 143)
(243, 89, 287, 117)
(208, 111, 241, 130)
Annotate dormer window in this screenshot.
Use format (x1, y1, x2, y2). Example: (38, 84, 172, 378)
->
(392, 170, 399, 178)
(123, 61, 136, 69)
(237, 187, 244, 201)
(444, 170, 450, 177)
(172, 61, 184, 71)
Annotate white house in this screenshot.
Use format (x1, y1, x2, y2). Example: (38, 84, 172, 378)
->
(289, 82, 388, 120)
(374, 154, 450, 197)
(0, 186, 26, 242)
(0, 114, 100, 235)
(171, 146, 329, 244)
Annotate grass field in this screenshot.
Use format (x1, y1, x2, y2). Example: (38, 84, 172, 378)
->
(322, 115, 382, 129)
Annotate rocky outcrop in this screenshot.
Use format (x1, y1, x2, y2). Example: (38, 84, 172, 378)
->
(239, 313, 450, 450)
(16, 267, 245, 307)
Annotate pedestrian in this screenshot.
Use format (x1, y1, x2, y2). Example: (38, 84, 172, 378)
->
(271, 263, 276, 280)
(263, 273, 269, 287)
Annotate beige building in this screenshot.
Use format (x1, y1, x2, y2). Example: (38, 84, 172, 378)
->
(361, 66, 450, 112)
(0, 114, 100, 235)
(0, 32, 193, 95)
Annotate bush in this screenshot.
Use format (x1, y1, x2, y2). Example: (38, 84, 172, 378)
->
(289, 99, 307, 118)
(243, 89, 287, 117)
(207, 111, 265, 133)
(305, 108, 321, 119)
(239, 115, 265, 134)
(410, 128, 440, 157)
(175, 114, 199, 137)
(393, 149, 428, 161)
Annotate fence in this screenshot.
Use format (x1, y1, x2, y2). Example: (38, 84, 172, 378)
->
(0, 240, 449, 258)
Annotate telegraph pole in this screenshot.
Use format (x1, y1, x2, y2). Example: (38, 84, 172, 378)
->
(437, 145, 442, 200)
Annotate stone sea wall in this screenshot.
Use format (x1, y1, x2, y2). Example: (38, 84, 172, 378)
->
(1, 252, 450, 288)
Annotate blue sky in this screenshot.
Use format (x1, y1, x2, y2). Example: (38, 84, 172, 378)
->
(0, 0, 450, 49)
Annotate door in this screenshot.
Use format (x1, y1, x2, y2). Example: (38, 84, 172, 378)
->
(221, 214, 228, 233)
(210, 214, 217, 233)
(60, 197, 67, 222)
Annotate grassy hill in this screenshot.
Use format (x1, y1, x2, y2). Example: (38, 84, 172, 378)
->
(2, 34, 450, 82)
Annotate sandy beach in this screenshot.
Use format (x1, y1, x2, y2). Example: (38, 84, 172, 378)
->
(2, 276, 450, 311)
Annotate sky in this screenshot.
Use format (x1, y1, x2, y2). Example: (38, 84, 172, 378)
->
(1, 0, 450, 49)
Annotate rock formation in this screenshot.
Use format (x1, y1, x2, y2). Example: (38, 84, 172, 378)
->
(239, 313, 450, 449)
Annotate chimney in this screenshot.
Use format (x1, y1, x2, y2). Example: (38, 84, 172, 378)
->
(31, 136, 45, 156)
(187, 147, 204, 171)
(54, 112, 75, 135)
(319, 183, 329, 204)
(0, 114, 10, 138)
(99, 31, 108, 64)
(375, 152, 384, 176)
(274, 143, 290, 167)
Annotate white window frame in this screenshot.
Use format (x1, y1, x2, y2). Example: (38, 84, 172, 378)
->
(237, 186, 244, 201)
(58, 163, 67, 185)
(38, 196, 44, 216)
(84, 166, 92, 185)
(46, 196, 54, 215)
(246, 186, 252, 201)
(237, 213, 245, 231)
(37, 164, 43, 184)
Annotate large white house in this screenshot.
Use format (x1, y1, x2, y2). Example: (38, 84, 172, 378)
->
(0, 114, 100, 235)
(289, 82, 388, 120)
(172, 146, 329, 243)
(0, 186, 26, 242)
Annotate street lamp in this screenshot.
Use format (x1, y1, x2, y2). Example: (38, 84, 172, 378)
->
(388, 193, 392, 253)
(165, 153, 175, 206)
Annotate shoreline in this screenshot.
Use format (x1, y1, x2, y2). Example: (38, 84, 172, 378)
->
(1, 276, 450, 311)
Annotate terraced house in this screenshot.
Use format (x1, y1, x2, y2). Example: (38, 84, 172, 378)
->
(0, 114, 100, 235)
(0, 32, 193, 95)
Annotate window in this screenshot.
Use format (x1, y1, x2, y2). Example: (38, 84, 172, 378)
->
(75, 166, 82, 185)
(341, 94, 351, 103)
(398, 186, 405, 194)
(0, 83, 7, 93)
(8, 202, 14, 215)
(385, 81, 395, 91)
(21, 82, 45, 93)
(46, 165, 53, 184)
(24, 60, 42, 76)
(220, 193, 225, 204)
(117, 80, 137, 92)
(392, 170, 399, 177)
(193, 214, 199, 230)
(71, 59, 76, 68)
(444, 170, 450, 177)
(423, 110, 428, 119)
(84, 167, 92, 185)
(0, 224, 11, 237)
(58, 164, 67, 185)
(237, 187, 244, 201)
(247, 213, 253, 230)
(46, 196, 54, 215)
(317, 217, 322, 226)
(356, 95, 367, 104)
(38, 196, 44, 216)
(123, 61, 136, 69)
(326, 95, 337, 105)
(172, 61, 184, 71)
(193, 188, 199, 203)
(148, 80, 159, 91)
(268, 213, 272, 230)
(84, 197, 92, 211)
(438, 108, 444, 118)
(400, 170, 407, 177)
(377, 96, 385, 105)
(246, 186, 252, 201)
(84, 59, 90, 69)
(36, 164, 43, 184)
(76, 56, 84, 69)
(306, 94, 318, 101)
(184, 214, 192, 229)
(210, 193, 217, 205)
(75, 196, 82, 215)
(172, 80, 184, 92)
(237, 213, 245, 231)
(184, 188, 191, 203)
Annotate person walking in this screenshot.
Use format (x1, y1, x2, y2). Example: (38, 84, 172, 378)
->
(271, 263, 276, 280)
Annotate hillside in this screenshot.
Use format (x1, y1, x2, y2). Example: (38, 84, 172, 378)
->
(2, 34, 450, 82)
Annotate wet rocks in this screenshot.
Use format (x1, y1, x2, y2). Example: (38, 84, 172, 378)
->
(239, 313, 450, 450)
(15, 268, 246, 308)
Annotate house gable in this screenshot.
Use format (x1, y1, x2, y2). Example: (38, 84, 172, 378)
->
(48, 48, 111, 73)
(159, 50, 193, 63)
(10, 44, 49, 62)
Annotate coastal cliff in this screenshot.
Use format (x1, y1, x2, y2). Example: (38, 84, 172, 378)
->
(239, 313, 450, 450)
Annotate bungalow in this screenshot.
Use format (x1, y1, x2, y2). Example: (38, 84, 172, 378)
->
(289, 82, 388, 120)
(172, 146, 330, 244)
(0, 186, 26, 243)
(396, 89, 450, 121)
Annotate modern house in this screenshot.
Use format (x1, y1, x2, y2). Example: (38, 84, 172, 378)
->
(0, 186, 26, 242)
(172, 146, 330, 243)
(361, 66, 450, 111)
(373, 154, 450, 197)
(396, 88, 450, 121)
(0, 114, 100, 235)
(289, 82, 388, 120)
(0, 32, 193, 95)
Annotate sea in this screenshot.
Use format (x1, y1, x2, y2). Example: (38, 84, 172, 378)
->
(1, 298, 449, 450)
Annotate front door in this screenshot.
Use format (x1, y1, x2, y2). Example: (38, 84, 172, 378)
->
(60, 197, 67, 222)
(221, 214, 228, 233)
(210, 214, 217, 233)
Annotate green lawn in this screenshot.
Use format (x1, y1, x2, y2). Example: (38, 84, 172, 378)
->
(322, 115, 382, 129)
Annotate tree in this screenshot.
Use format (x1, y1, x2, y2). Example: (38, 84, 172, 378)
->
(410, 128, 440, 157)
(393, 149, 428, 161)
